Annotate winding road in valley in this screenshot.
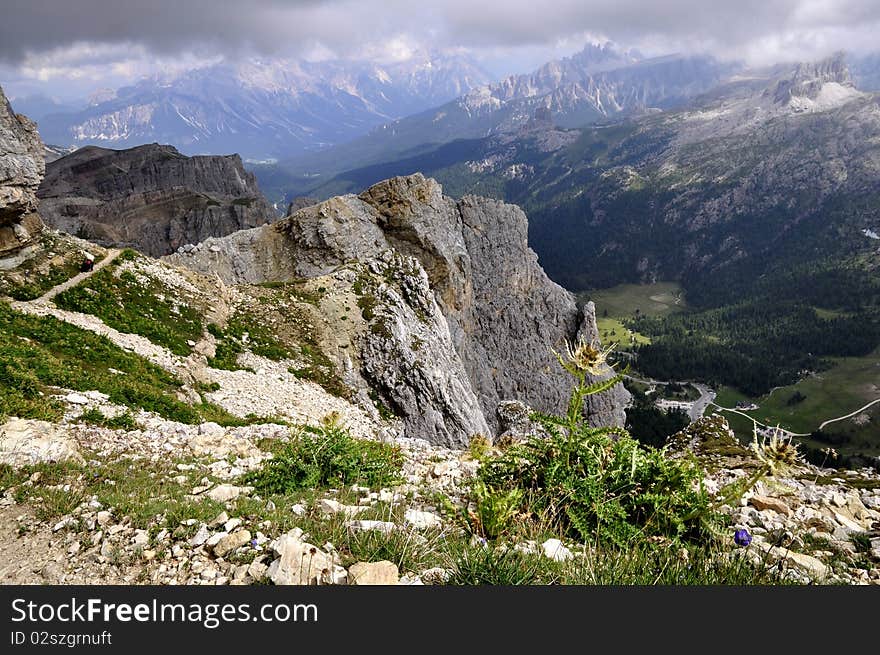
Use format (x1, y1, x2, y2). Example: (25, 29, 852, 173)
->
(626, 373, 879, 436)
(817, 398, 880, 430)
(624, 374, 715, 422)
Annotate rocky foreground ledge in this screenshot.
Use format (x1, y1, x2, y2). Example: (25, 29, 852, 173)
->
(1, 411, 878, 585)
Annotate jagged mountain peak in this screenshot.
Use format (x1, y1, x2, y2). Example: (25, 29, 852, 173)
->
(35, 53, 494, 160)
(771, 51, 857, 107)
(168, 173, 628, 444)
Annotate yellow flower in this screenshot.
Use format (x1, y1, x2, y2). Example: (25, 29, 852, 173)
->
(554, 336, 615, 377)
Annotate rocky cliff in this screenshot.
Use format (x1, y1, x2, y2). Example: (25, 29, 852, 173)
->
(168, 174, 629, 444)
(37, 143, 276, 257)
(0, 85, 44, 256)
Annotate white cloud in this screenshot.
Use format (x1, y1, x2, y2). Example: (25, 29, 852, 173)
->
(1, 0, 879, 95)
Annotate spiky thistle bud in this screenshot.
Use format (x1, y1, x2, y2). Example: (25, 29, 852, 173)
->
(553, 336, 615, 377)
(751, 426, 801, 474)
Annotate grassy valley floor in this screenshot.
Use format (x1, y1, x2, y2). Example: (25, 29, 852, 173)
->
(581, 282, 685, 351)
(587, 282, 880, 464)
(712, 347, 880, 460)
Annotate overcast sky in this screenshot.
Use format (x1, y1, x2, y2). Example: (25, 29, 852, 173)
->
(1, 0, 879, 101)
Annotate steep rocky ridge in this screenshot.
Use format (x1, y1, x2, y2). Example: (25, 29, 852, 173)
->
(168, 174, 629, 440)
(0, 84, 44, 256)
(37, 144, 276, 257)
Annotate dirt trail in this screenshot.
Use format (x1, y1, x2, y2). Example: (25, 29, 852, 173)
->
(0, 505, 136, 584)
(35, 248, 122, 303)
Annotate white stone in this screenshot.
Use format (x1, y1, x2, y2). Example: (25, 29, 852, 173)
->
(318, 498, 369, 518)
(404, 509, 442, 530)
(52, 517, 76, 532)
(212, 530, 252, 558)
(348, 561, 399, 585)
(784, 551, 829, 580)
(267, 530, 338, 585)
(345, 520, 397, 534)
(247, 560, 269, 581)
(205, 532, 228, 548)
(833, 512, 866, 534)
(542, 538, 573, 562)
(189, 525, 211, 547)
(207, 484, 250, 503)
(65, 393, 89, 405)
(0, 418, 82, 467)
(209, 511, 229, 527)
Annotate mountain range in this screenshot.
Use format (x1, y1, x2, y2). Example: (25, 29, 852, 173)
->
(279, 52, 880, 289)
(32, 52, 492, 161)
(264, 44, 737, 200)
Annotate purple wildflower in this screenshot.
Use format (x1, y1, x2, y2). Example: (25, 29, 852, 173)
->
(734, 528, 752, 547)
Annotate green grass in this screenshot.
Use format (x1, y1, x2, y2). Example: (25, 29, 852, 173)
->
(597, 317, 652, 349)
(209, 307, 295, 369)
(711, 347, 880, 456)
(813, 306, 852, 320)
(9, 455, 227, 530)
(445, 542, 793, 585)
(0, 300, 253, 426)
(78, 408, 140, 430)
(54, 250, 204, 357)
(0, 260, 82, 301)
(0, 232, 100, 301)
(209, 289, 351, 399)
(582, 282, 685, 320)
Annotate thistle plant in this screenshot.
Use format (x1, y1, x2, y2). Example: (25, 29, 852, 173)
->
(548, 335, 628, 434)
(751, 426, 801, 475)
(705, 423, 804, 520)
(473, 334, 713, 546)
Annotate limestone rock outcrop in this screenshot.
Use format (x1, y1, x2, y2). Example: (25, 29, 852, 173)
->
(168, 174, 629, 444)
(37, 143, 276, 256)
(0, 85, 45, 256)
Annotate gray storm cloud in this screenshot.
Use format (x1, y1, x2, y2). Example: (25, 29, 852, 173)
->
(1, 0, 879, 66)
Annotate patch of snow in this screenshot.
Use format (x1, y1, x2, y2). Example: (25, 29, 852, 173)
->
(790, 82, 863, 113)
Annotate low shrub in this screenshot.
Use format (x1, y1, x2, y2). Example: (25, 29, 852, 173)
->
(243, 419, 403, 494)
(472, 337, 715, 546)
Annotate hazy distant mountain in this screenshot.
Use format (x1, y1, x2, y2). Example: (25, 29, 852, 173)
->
(5, 93, 81, 123)
(852, 52, 880, 91)
(35, 53, 492, 161)
(270, 43, 736, 197)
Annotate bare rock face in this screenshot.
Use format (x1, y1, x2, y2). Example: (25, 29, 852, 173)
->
(169, 174, 629, 443)
(37, 143, 276, 256)
(0, 85, 45, 256)
(357, 251, 491, 445)
(771, 52, 853, 105)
